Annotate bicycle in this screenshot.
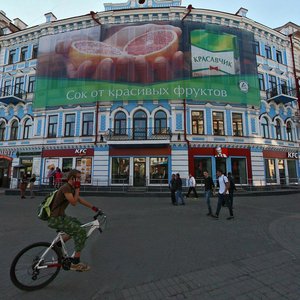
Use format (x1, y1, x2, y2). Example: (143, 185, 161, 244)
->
(10, 211, 107, 291)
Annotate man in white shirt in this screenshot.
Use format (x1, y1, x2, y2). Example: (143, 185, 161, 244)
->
(186, 174, 198, 198)
(211, 169, 234, 220)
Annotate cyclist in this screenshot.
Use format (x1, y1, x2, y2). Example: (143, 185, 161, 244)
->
(48, 169, 100, 271)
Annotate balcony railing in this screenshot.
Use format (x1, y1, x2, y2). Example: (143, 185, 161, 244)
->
(0, 87, 27, 105)
(266, 84, 297, 104)
(106, 127, 172, 141)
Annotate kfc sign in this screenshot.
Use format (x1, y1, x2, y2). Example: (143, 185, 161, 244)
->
(75, 149, 87, 155)
(287, 152, 298, 159)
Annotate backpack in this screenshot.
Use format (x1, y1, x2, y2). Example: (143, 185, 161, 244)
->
(37, 190, 58, 221)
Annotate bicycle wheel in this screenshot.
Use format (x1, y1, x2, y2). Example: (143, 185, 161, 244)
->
(10, 242, 62, 291)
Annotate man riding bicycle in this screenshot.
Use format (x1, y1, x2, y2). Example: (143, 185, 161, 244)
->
(48, 169, 100, 272)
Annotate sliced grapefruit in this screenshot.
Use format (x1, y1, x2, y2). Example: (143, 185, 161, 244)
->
(123, 29, 179, 63)
(69, 40, 125, 68)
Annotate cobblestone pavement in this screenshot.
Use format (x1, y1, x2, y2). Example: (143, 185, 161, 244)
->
(1, 193, 300, 300)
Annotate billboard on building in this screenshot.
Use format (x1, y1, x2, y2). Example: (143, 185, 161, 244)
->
(34, 21, 259, 108)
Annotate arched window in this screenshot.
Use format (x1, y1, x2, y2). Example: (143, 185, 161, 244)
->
(114, 111, 126, 135)
(10, 120, 18, 140)
(0, 121, 5, 141)
(154, 110, 167, 134)
(23, 118, 32, 139)
(261, 117, 269, 138)
(133, 110, 147, 140)
(286, 121, 293, 141)
(275, 119, 282, 140)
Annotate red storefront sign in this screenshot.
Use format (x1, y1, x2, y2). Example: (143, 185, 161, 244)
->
(42, 148, 94, 157)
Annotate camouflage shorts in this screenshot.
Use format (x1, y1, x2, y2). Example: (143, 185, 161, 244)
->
(48, 215, 87, 252)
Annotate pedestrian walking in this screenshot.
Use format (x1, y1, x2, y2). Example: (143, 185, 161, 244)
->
(186, 174, 198, 198)
(212, 169, 234, 220)
(175, 173, 185, 205)
(47, 166, 55, 188)
(227, 172, 237, 208)
(54, 167, 63, 189)
(19, 173, 28, 199)
(203, 170, 215, 216)
(169, 174, 177, 205)
(29, 174, 36, 198)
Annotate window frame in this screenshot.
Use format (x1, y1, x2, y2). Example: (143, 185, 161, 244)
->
(276, 50, 283, 64)
(0, 121, 5, 141)
(8, 49, 17, 64)
(64, 113, 76, 137)
(275, 119, 282, 140)
(261, 117, 269, 139)
(212, 111, 225, 136)
(154, 110, 167, 134)
(28, 76, 35, 93)
(10, 120, 19, 140)
(82, 112, 94, 136)
(232, 112, 243, 137)
(47, 115, 58, 138)
(286, 121, 293, 141)
(258, 73, 265, 91)
(114, 111, 127, 135)
(265, 45, 272, 59)
(191, 110, 204, 135)
(23, 118, 32, 139)
(20, 46, 29, 61)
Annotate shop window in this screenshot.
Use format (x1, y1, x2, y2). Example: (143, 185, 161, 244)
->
(275, 119, 282, 140)
(76, 157, 92, 184)
(23, 118, 32, 139)
(150, 157, 168, 184)
(286, 121, 293, 141)
(258, 73, 265, 91)
(111, 157, 129, 184)
(28, 76, 35, 93)
(232, 113, 243, 136)
(261, 117, 269, 138)
(0, 121, 5, 141)
(64, 113, 75, 137)
(231, 158, 247, 184)
(48, 115, 58, 138)
(287, 160, 297, 183)
(154, 110, 167, 134)
(114, 111, 126, 135)
(265, 45, 272, 59)
(192, 111, 204, 135)
(194, 157, 212, 183)
(62, 158, 73, 174)
(265, 159, 276, 184)
(82, 112, 94, 136)
(10, 120, 18, 140)
(212, 111, 224, 135)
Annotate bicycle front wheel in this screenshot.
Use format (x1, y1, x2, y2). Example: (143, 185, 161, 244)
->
(10, 242, 62, 291)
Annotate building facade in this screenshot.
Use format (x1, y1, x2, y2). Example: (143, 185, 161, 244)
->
(0, 0, 299, 189)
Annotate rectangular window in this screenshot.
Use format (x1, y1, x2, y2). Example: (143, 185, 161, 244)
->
(47, 115, 58, 138)
(32, 45, 38, 59)
(3, 80, 11, 96)
(111, 157, 129, 184)
(76, 157, 92, 184)
(194, 157, 212, 183)
(265, 159, 276, 184)
(280, 79, 287, 95)
(82, 112, 94, 136)
(62, 158, 73, 173)
(28, 76, 35, 93)
(265, 45, 272, 59)
(192, 111, 204, 135)
(20, 46, 28, 61)
(254, 41, 260, 55)
(212, 111, 224, 135)
(287, 160, 297, 183)
(269, 75, 277, 96)
(14, 77, 25, 97)
(150, 157, 168, 184)
(232, 113, 243, 136)
(64, 113, 75, 137)
(231, 158, 247, 184)
(276, 50, 283, 64)
(258, 73, 265, 91)
(8, 49, 17, 64)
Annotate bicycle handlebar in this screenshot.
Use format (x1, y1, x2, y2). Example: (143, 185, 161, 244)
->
(93, 210, 104, 220)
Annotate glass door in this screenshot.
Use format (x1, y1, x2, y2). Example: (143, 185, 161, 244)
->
(134, 158, 146, 186)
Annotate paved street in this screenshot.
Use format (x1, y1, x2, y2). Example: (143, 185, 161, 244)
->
(1, 192, 300, 299)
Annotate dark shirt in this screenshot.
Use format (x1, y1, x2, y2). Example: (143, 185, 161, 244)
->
(169, 178, 176, 191)
(204, 176, 215, 191)
(175, 178, 182, 191)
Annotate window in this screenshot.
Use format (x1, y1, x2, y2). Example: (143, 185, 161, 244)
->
(0, 121, 5, 141)
(231, 158, 247, 184)
(64, 114, 75, 137)
(287, 160, 297, 183)
(154, 110, 167, 134)
(194, 157, 212, 182)
(32, 45, 38, 59)
(261, 117, 269, 138)
(265, 159, 276, 184)
(258, 73, 265, 91)
(275, 119, 282, 140)
(23, 118, 32, 139)
(111, 157, 129, 184)
(48, 115, 58, 138)
(212, 111, 224, 135)
(254, 41, 260, 55)
(3, 80, 11, 96)
(192, 111, 204, 135)
(76, 157, 92, 184)
(133, 110, 147, 140)
(28, 76, 35, 93)
(276, 50, 283, 64)
(20, 46, 28, 61)
(150, 157, 168, 184)
(14, 77, 25, 97)
(286, 121, 293, 141)
(10, 120, 18, 140)
(280, 79, 288, 95)
(232, 113, 243, 136)
(82, 112, 94, 136)
(62, 158, 73, 173)
(114, 111, 126, 135)
(265, 45, 272, 59)
(8, 49, 17, 64)
(269, 75, 277, 96)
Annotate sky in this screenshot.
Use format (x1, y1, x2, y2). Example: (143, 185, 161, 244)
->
(1, 0, 299, 29)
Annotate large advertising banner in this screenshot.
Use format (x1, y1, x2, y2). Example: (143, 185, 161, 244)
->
(34, 21, 259, 108)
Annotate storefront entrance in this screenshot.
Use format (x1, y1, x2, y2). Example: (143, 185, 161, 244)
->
(133, 158, 146, 186)
(0, 157, 11, 188)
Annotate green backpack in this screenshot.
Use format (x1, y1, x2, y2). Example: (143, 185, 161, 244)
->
(37, 190, 58, 221)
